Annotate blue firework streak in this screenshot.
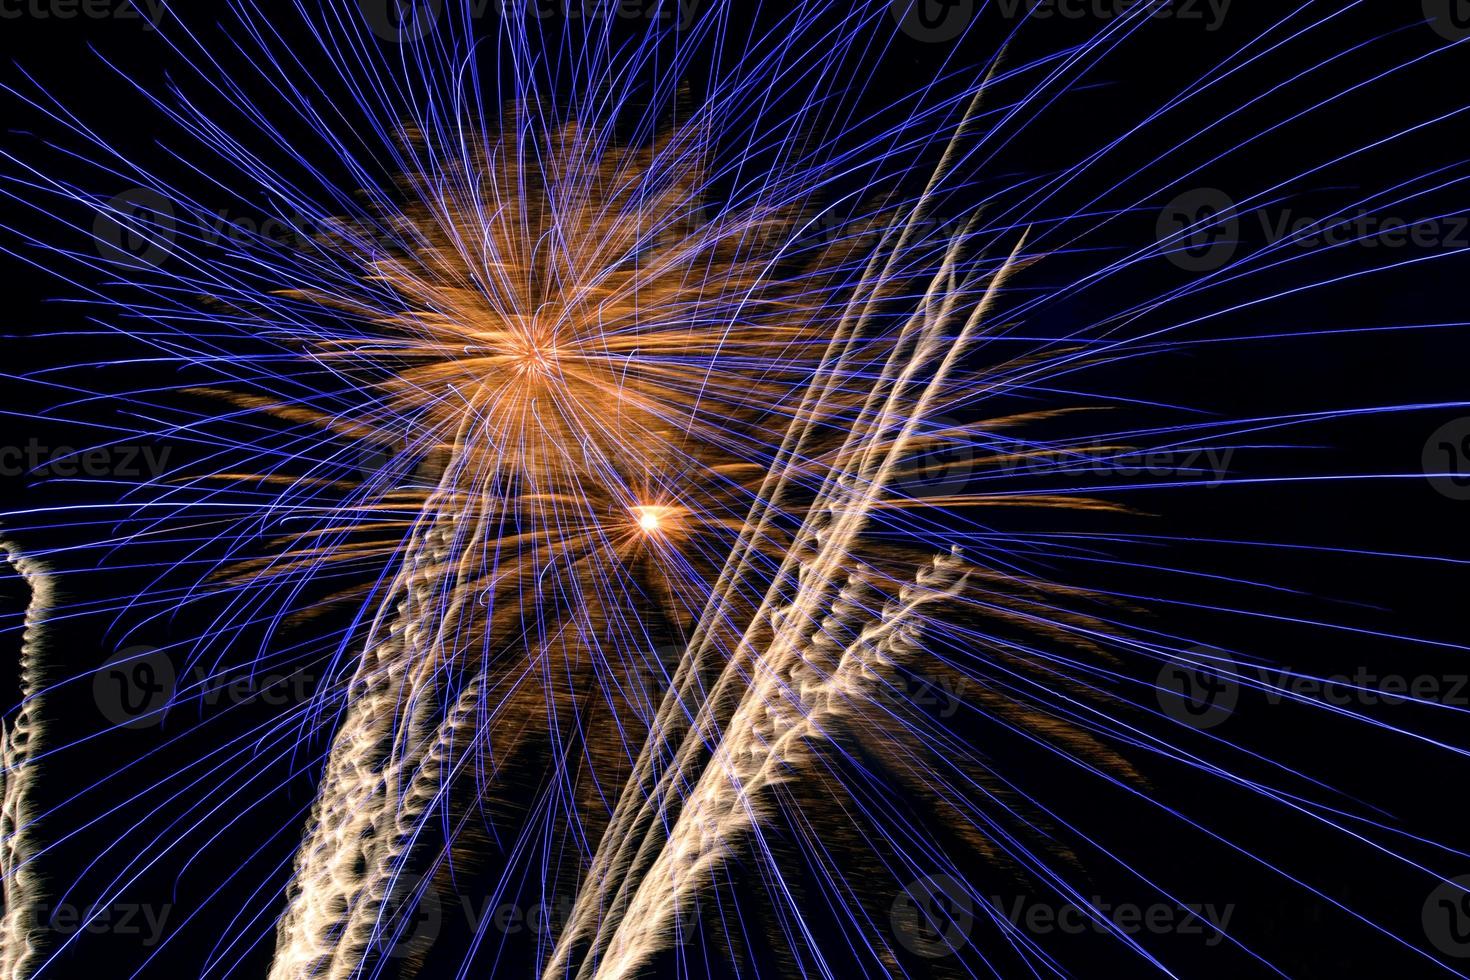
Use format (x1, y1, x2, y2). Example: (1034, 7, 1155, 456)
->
(0, 1, 1467, 977)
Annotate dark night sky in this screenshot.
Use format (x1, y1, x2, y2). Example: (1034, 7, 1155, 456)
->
(1, 3, 1468, 977)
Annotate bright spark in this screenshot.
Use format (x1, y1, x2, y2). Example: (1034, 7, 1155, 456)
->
(633, 507, 663, 534)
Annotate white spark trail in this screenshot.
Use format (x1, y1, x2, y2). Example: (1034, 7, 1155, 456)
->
(591, 552, 971, 980)
(0, 542, 52, 980)
(268, 518, 453, 980)
(568, 232, 1029, 980)
(544, 70, 1012, 977)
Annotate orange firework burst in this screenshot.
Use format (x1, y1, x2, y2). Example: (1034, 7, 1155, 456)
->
(176, 111, 1132, 980)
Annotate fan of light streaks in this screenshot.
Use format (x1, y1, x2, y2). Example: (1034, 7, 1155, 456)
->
(0, 1, 1467, 978)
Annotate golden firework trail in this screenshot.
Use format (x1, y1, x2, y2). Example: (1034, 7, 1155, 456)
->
(0, 543, 51, 980)
(247, 111, 1103, 977)
(2, 3, 1468, 979)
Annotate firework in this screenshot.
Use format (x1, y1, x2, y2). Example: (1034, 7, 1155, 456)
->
(0, 543, 50, 980)
(1, 2, 1468, 978)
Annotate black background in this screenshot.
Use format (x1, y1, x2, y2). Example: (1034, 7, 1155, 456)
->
(1, 1, 1468, 977)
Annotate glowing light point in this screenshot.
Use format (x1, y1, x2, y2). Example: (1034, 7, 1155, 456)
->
(634, 507, 663, 534)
